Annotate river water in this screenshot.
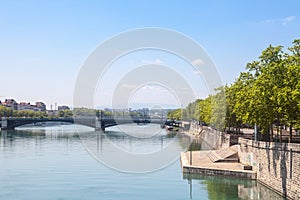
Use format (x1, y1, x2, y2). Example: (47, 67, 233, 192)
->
(0, 124, 284, 200)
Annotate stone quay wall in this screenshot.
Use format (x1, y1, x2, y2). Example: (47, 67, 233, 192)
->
(239, 138, 300, 199)
(188, 122, 230, 150)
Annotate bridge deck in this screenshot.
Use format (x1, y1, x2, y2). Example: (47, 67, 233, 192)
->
(1, 117, 167, 131)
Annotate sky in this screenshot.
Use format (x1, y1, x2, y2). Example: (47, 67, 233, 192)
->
(0, 0, 300, 109)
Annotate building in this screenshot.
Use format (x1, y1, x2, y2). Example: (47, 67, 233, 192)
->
(58, 105, 70, 111)
(17, 102, 47, 112)
(2, 99, 18, 110)
(46, 110, 58, 116)
(0, 99, 47, 112)
(18, 102, 37, 111)
(36, 102, 46, 111)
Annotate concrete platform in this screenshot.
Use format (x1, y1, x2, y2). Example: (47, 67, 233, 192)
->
(181, 150, 257, 179)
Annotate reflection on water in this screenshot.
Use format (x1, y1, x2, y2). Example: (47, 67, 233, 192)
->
(184, 173, 285, 200)
(78, 124, 192, 172)
(0, 125, 83, 148)
(80, 124, 190, 154)
(0, 124, 284, 200)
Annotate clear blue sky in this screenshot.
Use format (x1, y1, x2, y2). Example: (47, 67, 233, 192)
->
(1, 0, 299, 108)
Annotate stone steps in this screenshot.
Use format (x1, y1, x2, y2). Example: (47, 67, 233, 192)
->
(217, 147, 236, 158)
(207, 151, 223, 162)
(208, 146, 239, 163)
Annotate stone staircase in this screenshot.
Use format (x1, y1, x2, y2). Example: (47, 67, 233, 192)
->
(207, 145, 239, 163)
(207, 151, 223, 162)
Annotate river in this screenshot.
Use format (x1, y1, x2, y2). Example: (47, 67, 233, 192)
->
(0, 124, 284, 199)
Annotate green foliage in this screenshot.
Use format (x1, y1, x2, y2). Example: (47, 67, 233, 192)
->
(0, 106, 48, 118)
(227, 39, 300, 136)
(0, 106, 12, 118)
(58, 110, 73, 118)
(210, 88, 226, 130)
(73, 107, 96, 117)
(168, 39, 300, 137)
(168, 88, 226, 130)
(167, 109, 182, 120)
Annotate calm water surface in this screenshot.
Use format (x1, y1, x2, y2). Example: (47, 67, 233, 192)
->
(0, 124, 284, 200)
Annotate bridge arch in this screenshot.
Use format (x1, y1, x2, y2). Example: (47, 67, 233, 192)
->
(1, 117, 167, 131)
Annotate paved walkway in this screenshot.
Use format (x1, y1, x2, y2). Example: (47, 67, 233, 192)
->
(181, 150, 257, 179)
(185, 150, 244, 170)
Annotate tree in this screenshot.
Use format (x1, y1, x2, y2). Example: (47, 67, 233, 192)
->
(167, 109, 182, 120)
(281, 40, 300, 142)
(162, 40, 300, 142)
(210, 87, 226, 130)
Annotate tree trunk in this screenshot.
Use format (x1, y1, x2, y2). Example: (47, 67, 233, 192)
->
(276, 126, 279, 142)
(289, 123, 293, 143)
(267, 126, 270, 142)
(271, 124, 274, 142)
(280, 126, 282, 143)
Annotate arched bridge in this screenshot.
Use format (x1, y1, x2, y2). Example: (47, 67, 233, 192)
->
(0, 117, 168, 131)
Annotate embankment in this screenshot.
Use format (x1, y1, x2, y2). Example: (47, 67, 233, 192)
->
(239, 138, 300, 199)
(187, 122, 230, 150)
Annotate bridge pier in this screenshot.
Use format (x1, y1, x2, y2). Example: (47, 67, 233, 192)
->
(1, 127, 15, 130)
(0, 118, 14, 130)
(95, 117, 105, 131)
(95, 127, 105, 131)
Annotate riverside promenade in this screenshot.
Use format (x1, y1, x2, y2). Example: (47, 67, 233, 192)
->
(181, 122, 300, 199)
(181, 148, 257, 179)
(180, 123, 256, 179)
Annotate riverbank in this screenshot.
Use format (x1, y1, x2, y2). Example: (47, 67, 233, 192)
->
(180, 123, 300, 199)
(239, 138, 300, 200)
(180, 124, 256, 179)
(181, 150, 257, 180)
